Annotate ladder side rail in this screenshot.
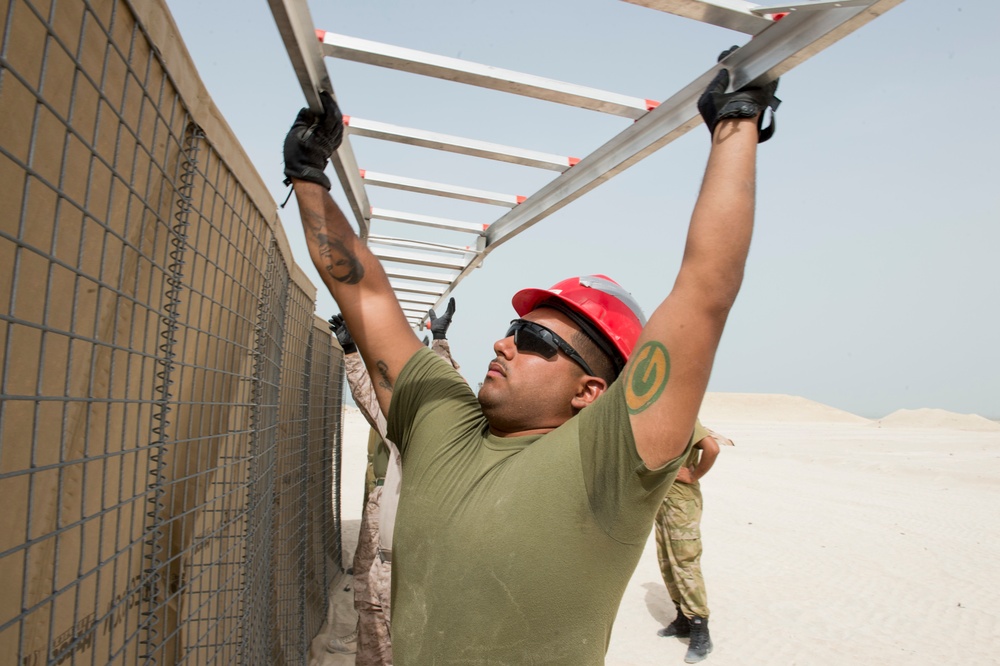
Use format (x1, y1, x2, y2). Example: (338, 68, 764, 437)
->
(750, 0, 877, 16)
(268, 0, 373, 237)
(621, 0, 775, 34)
(330, 143, 374, 239)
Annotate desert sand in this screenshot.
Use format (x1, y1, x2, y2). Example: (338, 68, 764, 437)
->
(314, 395, 1000, 665)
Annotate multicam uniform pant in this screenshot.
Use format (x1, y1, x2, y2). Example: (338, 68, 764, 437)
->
(353, 484, 393, 666)
(654, 483, 709, 619)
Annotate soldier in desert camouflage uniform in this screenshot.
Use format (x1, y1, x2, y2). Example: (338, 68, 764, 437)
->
(655, 423, 733, 664)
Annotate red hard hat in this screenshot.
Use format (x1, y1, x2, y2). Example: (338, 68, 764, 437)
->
(512, 275, 646, 372)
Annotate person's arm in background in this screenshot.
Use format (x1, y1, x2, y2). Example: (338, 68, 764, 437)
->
(330, 313, 389, 439)
(427, 298, 460, 370)
(674, 434, 719, 485)
(284, 93, 423, 417)
(626, 49, 781, 470)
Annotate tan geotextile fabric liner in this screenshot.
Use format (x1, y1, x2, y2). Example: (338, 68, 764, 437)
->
(0, 0, 341, 664)
(0, 2, 181, 662)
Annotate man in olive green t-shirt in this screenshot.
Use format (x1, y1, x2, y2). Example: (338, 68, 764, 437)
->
(330, 305, 461, 665)
(284, 51, 778, 664)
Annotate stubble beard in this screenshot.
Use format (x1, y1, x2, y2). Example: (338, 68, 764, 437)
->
(477, 377, 502, 418)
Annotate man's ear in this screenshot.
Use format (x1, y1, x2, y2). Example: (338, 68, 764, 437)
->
(570, 376, 608, 411)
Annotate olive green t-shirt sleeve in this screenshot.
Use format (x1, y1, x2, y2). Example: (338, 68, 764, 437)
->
(692, 418, 710, 447)
(578, 379, 694, 544)
(386, 346, 479, 461)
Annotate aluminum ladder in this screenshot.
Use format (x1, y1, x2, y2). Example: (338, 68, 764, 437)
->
(268, 0, 903, 329)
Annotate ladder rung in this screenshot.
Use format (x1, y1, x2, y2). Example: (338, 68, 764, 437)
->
(361, 170, 525, 207)
(318, 32, 657, 119)
(371, 208, 487, 235)
(622, 0, 774, 34)
(384, 267, 457, 284)
(344, 117, 578, 171)
(398, 294, 438, 306)
(389, 281, 447, 297)
(373, 246, 470, 270)
(369, 235, 474, 256)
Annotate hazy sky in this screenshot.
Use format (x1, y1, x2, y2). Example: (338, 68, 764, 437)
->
(167, 0, 998, 418)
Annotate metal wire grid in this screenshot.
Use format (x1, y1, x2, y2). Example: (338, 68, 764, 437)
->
(0, 1, 195, 662)
(271, 286, 313, 665)
(141, 129, 275, 665)
(304, 318, 344, 642)
(0, 0, 345, 664)
(240, 239, 290, 666)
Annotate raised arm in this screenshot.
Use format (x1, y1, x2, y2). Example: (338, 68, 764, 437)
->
(330, 313, 389, 439)
(428, 298, 461, 370)
(284, 94, 423, 415)
(625, 61, 780, 469)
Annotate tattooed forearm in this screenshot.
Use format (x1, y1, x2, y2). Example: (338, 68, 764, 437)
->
(375, 360, 394, 393)
(321, 234, 364, 284)
(302, 207, 325, 235)
(305, 224, 365, 286)
(298, 189, 366, 284)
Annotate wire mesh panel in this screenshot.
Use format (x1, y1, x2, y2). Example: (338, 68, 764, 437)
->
(0, 0, 346, 664)
(271, 285, 314, 665)
(305, 317, 344, 642)
(0, 1, 195, 662)
(240, 239, 290, 666)
(144, 128, 276, 664)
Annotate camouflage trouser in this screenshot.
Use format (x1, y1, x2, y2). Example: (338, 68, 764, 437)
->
(354, 485, 393, 666)
(654, 488, 709, 619)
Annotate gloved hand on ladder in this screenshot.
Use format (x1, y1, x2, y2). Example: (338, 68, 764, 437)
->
(697, 45, 781, 143)
(283, 91, 344, 189)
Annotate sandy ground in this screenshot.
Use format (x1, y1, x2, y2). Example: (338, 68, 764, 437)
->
(314, 397, 1000, 665)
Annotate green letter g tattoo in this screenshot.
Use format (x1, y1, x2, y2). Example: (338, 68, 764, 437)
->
(625, 341, 670, 414)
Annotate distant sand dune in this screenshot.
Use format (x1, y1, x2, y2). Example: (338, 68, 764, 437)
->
(875, 407, 1000, 431)
(699, 392, 871, 424)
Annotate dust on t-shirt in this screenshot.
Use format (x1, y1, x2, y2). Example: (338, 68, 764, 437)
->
(387, 346, 692, 664)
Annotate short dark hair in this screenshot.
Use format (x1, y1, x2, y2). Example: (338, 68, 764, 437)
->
(571, 329, 617, 385)
(537, 300, 623, 384)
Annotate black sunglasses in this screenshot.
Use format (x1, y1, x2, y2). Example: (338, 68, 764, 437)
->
(505, 319, 596, 377)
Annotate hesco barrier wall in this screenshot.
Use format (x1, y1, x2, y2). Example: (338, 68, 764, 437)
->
(0, 0, 346, 664)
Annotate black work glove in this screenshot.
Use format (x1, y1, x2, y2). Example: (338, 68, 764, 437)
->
(283, 91, 344, 190)
(428, 298, 456, 340)
(327, 313, 357, 354)
(697, 45, 781, 143)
